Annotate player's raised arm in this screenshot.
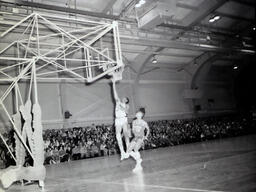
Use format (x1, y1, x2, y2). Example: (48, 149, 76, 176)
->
(112, 78, 120, 102)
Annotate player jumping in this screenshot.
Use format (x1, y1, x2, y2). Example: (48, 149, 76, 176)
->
(125, 108, 150, 172)
(112, 77, 130, 160)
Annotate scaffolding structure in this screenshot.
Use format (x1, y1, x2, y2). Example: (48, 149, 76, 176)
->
(0, 13, 124, 190)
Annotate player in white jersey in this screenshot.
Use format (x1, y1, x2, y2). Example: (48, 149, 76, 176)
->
(112, 78, 130, 160)
(125, 108, 150, 172)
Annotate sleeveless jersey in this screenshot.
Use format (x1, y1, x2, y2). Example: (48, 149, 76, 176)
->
(132, 119, 147, 138)
(115, 101, 127, 118)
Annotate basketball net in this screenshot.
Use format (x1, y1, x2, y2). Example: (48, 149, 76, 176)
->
(110, 66, 124, 82)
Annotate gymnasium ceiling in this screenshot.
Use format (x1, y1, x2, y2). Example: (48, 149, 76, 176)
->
(0, 0, 255, 79)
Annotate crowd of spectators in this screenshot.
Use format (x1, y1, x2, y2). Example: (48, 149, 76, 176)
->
(0, 132, 15, 168)
(0, 115, 254, 167)
(144, 116, 251, 149)
(42, 115, 253, 165)
(43, 124, 117, 164)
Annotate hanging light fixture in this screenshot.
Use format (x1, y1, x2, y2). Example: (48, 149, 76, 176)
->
(209, 15, 221, 23)
(135, 3, 141, 8)
(233, 65, 238, 70)
(140, 0, 146, 4)
(135, 0, 146, 8)
(152, 55, 158, 64)
(213, 15, 220, 20)
(206, 35, 211, 41)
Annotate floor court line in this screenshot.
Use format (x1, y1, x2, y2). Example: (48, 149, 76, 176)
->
(9, 135, 255, 192)
(77, 178, 227, 192)
(139, 149, 256, 178)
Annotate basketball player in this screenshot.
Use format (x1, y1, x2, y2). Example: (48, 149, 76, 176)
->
(126, 108, 150, 172)
(112, 77, 130, 160)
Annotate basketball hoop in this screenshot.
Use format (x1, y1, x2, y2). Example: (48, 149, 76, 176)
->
(110, 66, 124, 82)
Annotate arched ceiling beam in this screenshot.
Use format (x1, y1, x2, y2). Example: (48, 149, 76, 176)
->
(182, 52, 221, 89)
(181, 0, 228, 27)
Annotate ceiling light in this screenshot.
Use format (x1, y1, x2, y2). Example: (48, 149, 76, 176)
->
(209, 18, 215, 23)
(233, 65, 238, 70)
(213, 15, 220, 20)
(253, 27, 256, 31)
(135, 3, 141, 8)
(135, 0, 146, 8)
(140, 0, 146, 5)
(152, 56, 157, 64)
(152, 58, 157, 64)
(209, 15, 221, 23)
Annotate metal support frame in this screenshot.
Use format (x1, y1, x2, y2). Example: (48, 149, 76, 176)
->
(0, 13, 124, 82)
(0, 13, 124, 187)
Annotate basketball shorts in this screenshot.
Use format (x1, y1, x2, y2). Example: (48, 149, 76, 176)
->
(115, 117, 128, 127)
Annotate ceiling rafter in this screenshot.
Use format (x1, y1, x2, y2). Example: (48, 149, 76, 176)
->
(230, 0, 255, 7)
(0, 0, 130, 21)
(133, 0, 229, 77)
(213, 11, 254, 22)
(102, 0, 118, 13)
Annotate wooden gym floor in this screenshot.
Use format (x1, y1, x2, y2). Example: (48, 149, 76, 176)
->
(4, 134, 256, 192)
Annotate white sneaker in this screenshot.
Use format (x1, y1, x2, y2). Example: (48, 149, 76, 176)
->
(124, 153, 129, 159)
(137, 158, 142, 164)
(121, 152, 129, 160)
(132, 164, 143, 172)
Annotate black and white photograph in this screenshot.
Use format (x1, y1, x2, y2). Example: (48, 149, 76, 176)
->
(0, 0, 255, 191)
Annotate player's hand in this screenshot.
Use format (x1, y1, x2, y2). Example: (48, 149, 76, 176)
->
(111, 76, 116, 83)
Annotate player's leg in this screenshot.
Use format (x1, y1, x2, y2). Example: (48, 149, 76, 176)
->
(127, 139, 136, 154)
(134, 139, 143, 162)
(119, 139, 136, 161)
(115, 119, 126, 160)
(122, 122, 130, 152)
(129, 138, 143, 159)
(132, 139, 143, 172)
(116, 126, 124, 158)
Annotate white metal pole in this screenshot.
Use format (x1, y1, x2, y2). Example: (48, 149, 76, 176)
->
(24, 17, 36, 59)
(36, 15, 40, 55)
(32, 62, 38, 104)
(0, 132, 17, 163)
(0, 13, 35, 37)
